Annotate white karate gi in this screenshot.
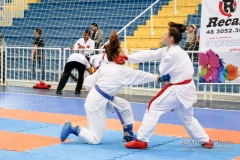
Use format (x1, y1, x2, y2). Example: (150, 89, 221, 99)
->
(73, 38, 95, 56)
(79, 62, 158, 144)
(128, 45, 209, 143)
(89, 53, 108, 69)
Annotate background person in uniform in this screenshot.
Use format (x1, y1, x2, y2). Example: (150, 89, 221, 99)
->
(70, 30, 95, 56)
(56, 53, 93, 95)
(125, 22, 213, 150)
(32, 28, 44, 80)
(0, 32, 6, 83)
(91, 23, 104, 49)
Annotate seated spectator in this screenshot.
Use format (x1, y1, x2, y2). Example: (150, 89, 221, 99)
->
(70, 30, 95, 56)
(184, 24, 197, 51)
(183, 24, 198, 62)
(91, 23, 104, 49)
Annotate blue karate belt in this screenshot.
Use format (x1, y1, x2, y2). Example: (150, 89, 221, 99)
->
(95, 85, 114, 101)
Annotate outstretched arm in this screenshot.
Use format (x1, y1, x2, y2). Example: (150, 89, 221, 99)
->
(127, 48, 165, 64)
(120, 67, 158, 86)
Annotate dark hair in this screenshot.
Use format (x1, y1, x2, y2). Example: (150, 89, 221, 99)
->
(168, 22, 186, 44)
(104, 30, 121, 62)
(35, 28, 42, 35)
(91, 23, 98, 27)
(84, 29, 91, 36)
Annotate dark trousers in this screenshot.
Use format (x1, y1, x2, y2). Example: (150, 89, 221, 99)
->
(32, 57, 45, 80)
(0, 51, 5, 83)
(57, 61, 86, 92)
(184, 42, 198, 62)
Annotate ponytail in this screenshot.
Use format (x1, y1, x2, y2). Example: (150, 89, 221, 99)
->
(105, 30, 121, 62)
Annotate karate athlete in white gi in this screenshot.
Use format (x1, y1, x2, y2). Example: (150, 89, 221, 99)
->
(60, 31, 160, 144)
(88, 46, 146, 142)
(125, 22, 214, 149)
(89, 52, 138, 142)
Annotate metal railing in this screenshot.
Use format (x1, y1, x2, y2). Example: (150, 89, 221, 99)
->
(6, 47, 61, 83)
(4, 47, 109, 84)
(2, 47, 240, 101)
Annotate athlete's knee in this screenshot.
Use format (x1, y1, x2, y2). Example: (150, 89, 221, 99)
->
(88, 136, 103, 144)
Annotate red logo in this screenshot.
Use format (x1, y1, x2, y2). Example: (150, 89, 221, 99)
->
(219, 0, 237, 17)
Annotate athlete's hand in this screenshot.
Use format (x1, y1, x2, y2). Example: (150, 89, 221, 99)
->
(157, 74, 170, 82)
(79, 45, 85, 49)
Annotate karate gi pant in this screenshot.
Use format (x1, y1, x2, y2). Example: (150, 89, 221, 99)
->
(78, 88, 134, 144)
(137, 88, 209, 143)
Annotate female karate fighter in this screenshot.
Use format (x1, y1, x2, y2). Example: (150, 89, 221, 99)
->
(86, 48, 136, 142)
(60, 31, 160, 144)
(125, 22, 214, 149)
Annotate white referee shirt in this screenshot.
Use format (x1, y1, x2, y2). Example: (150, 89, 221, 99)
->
(73, 38, 95, 56)
(89, 53, 109, 68)
(67, 53, 91, 69)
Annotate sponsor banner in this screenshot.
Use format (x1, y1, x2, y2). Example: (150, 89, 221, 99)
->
(199, 0, 240, 83)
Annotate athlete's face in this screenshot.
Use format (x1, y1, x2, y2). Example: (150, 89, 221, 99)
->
(162, 30, 174, 46)
(162, 31, 170, 46)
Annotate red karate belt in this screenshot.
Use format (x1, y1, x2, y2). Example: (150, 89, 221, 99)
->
(33, 81, 51, 89)
(148, 79, 192, 111)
